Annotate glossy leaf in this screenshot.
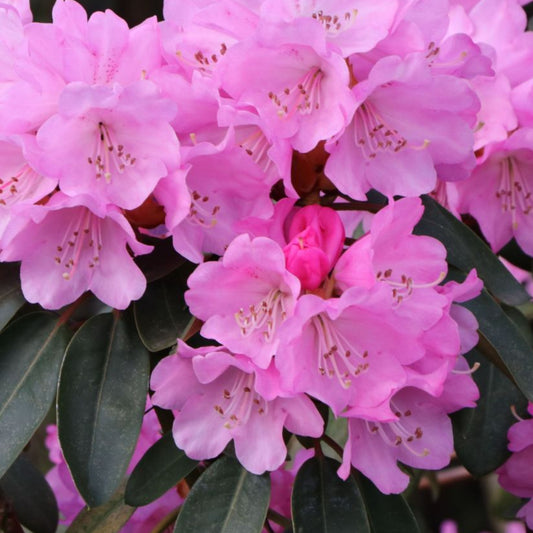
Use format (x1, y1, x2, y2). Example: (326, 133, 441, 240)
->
(66, 480, 135, 533)
(292, 456, 370, 533)
(461, 290, 533, 402)
(414, 195, 529, 306)
(453, 347, 528, 476)
(0, 312, 69, 478)
(0, 263, 25, 332)
(125, 432, 198, 506)
(0, 455, 58, 533)
(58, 311, 149, 507)
(356, 474, 420, 533)
(134, 266, 195, 352)
(174, 455, 270, 533)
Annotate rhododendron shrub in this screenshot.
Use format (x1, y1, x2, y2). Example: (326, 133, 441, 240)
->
(0, 0, 533, 532)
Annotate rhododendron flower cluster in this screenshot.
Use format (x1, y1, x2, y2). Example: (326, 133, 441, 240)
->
(2, 0, 533, 530)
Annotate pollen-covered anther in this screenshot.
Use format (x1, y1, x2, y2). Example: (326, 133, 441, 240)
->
(310, 8, 358, 35)
(496, 156, 533, 229)
(269, 66, 324, 118)
(214, 372, 267, 430)
(377, 268, 446, 303)
(88, 122, 136, 183)
(189, 190, 220, 227)
(314, 314, 370, 389)
(234, 289, 288, 342)
(54, 208, 102, 282)
(355, 103, 430, 160)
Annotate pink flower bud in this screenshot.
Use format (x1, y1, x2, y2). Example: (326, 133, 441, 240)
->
(283, 205, 345, 290)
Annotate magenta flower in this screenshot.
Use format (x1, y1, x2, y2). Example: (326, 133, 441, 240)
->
(0, 193, 151, 309)
(150, 341, 323, 474)
(185, 234, 301, 368)
(283, 205, 345, 290)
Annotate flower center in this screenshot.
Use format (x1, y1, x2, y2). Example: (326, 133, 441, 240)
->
(0, 164, 43, 207)
(313, 313, 369, 389)
(365, 402, 429, 457)
(238, 126, 274, 175)
(310, 8, 358, 36)
(235, 289, 287, 341)
(376, 268, 445, 305)
(496, 156, 532, 228)
(87, 122, 136, 183)
(212, 372, 267, 429)
(268, 66, 324, 118)
(54, 208, 102, 281)
(188, 189, 220, 228)
(355, 102, 429, 160)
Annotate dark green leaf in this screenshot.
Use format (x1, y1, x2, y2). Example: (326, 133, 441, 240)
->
(453, 347, 528, 476)
(135, 237, 185, 283)
(134, 266, 195, 352)
(0, 455, 58, 533)
(174, 455, 270, 533)
(0, 312, 70, 478)
(66, 480, 135, 533)
(0, 263, 25, 332)
(414, 195, 529, 306)
(58, 311, 149, 507)
(292, 456, 370, 533)
(461, 290, 533, 401)
(355, 474, 420, 533)
(125, 432, 198, 506)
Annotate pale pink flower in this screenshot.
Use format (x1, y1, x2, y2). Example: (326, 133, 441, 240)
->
(185, 234, 301, 368)
(35, 81, 180, 210)
(150, 342, 323, 474)
(0, 193, 151, 309)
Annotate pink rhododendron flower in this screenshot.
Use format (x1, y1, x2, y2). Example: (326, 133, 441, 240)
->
(150, 341, 323, 474)
(457, 127, 533, 254)
(185, 233, 301, 368)
(498, 404, 533, 529)
(259, 0, 399, 57)
(218, 18, 356, 152)
(276, 285, 419, 415)
(339, 366, 479, 493)
(170, 143, 274, 263)
(35, 81, 180, 210)
(0, 193, 151, 309)
(325, 53, 479, 199)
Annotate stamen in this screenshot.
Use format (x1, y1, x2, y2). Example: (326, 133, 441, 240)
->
(234, 289, 287, 341)
(452, 362, 480, 375)
(213, 372, 267, 430)
(495, 156, 533, 229)
(188, 190, 220, 228)
(54, 208, 102, 281)
(269, 67, 324, 118)
(313, 314, 369, 389)
(355, 102, 430, 160)
(376, 269, 446, 304)
(88, 122, 136, 183)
